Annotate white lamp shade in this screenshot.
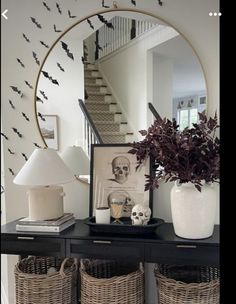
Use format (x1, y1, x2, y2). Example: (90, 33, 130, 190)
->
(13, 148, 75, 186)
(61, 146, 89, 175)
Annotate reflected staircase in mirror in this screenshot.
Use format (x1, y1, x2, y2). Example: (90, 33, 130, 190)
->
(83, 62, 134, 144)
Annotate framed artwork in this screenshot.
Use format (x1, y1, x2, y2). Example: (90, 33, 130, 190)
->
(89, 143, 153, 217)
(40, 115, 58, 150)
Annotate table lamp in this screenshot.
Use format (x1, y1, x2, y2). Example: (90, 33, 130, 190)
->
(61, 146, 90, 184)
(13, 148, 75, 220)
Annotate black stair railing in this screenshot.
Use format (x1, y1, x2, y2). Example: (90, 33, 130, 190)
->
(78, 99, 103, 150)
(148, 102, 162, 122)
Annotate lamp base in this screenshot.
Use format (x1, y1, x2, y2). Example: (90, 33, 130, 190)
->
(27, 186, 65, 220)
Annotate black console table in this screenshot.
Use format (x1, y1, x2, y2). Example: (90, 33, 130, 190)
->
(1, 219, 219, 266)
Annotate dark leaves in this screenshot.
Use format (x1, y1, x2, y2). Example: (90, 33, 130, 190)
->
(129, 112, 220, 191)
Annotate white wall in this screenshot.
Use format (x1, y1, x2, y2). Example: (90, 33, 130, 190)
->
(98, 25, 178, 138)
(1, 1, 219, 303)
(37, 38, 85, 152)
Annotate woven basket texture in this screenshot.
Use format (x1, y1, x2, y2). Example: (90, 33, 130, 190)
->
(80, 259, 144, 304)
(15, 256, 78, 304)
(154, 264, 220, 304)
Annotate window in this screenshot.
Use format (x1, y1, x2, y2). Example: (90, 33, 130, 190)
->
(177, 107, 198, 130)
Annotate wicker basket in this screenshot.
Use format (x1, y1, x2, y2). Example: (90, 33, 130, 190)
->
(80, 259, 144, 304)
(15, 256, 78, 304)
(154, 264, 220, 304)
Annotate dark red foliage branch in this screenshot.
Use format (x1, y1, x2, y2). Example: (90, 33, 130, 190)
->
(129, 112, 220, 192)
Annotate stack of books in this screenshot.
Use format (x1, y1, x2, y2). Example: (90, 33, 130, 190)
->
(16, 213, 75, 232)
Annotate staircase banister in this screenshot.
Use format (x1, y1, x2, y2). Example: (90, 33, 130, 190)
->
(148, 102, 162, 122)
(78, 99, 103, 144)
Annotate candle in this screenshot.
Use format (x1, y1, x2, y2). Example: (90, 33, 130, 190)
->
(95, 207, 110, 224)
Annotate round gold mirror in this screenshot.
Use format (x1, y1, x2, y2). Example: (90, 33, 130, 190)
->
(34, 9, 207, 155)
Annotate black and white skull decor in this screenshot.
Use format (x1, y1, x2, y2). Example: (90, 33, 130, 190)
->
(131, 204, 151, 225)
(112, 156, 130, 184)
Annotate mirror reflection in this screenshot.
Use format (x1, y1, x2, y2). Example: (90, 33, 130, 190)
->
(35, 10, 206, 154)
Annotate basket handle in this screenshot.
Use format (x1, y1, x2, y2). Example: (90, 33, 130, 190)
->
(139, 262, 144, 272)
(59, 258, 78, 277)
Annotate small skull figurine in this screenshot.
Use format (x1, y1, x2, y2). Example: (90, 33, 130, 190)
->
(131, 204, 151, 225)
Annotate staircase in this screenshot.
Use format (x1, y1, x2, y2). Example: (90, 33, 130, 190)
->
(83, 62, 134, 144)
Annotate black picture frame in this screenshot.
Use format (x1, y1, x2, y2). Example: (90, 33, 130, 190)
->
(89, 143, 153, 217)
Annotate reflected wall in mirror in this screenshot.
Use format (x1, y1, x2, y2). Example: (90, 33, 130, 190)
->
(35, 10, 207, 155)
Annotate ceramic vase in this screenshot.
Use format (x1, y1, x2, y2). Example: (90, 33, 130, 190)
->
(170, 182, 217, 239)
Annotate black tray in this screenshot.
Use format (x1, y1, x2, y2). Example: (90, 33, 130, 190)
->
(85, 217, 165, 235)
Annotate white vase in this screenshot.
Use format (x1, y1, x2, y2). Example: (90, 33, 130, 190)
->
(170, 182, 217, 239)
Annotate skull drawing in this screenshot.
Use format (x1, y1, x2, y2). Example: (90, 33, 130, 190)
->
(112, 156, 130, 184)
(131, 204, 151, 225)
(107, 191, 134, 217)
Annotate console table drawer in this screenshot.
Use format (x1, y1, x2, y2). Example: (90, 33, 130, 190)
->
(68, 239, 144, 260)
(1, 235, 65, 257)
(145, 243, 219, 265)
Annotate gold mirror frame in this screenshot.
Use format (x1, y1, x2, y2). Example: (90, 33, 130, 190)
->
(33, 8, 208, 147)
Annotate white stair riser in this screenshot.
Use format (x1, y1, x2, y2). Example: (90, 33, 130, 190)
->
(105, 95, 112, 102)
(85, 63, 96, 70)
(125, 134, 135, 143)
(96, 79, 103, 85)
(91, 71, 99, 77)
(120, 123, 128, 133)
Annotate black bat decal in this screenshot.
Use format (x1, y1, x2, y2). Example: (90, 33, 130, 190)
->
(61, 41, 74, 60)
(32, 51, 40, 65)
(17, 58, 25, 68)
(9, 100, 15, 109)
(54, 24, 62, 32)
(56, 3, 62, 14)
(25, 81, 33, 89)
(42, 71, 59, 85)
(12, 127, 23, 138)
(30, 17, 42, 29)
(10, 86, 23, 97)
(39, 90, 48, 100)
(22, 153, 28, 161)
(22, 112, 30, 121)
(97, 14, 114, 29)
(68, 10, 76, 18)
(131, 0, 136, 6)
(40, 41, 49, 48)
(102, 0, 110, 8)
(33, 142, 42, 148)
(38, 112, 46, 121)
(158, 0, 163, 6)
(8, 168, 15, 176)
(1, 185, 5, 194)
(81, 56, 85, 64)
(42, 1, 51, 11)
(22, 33, 30, 42)
(94, 40, 103, 51)
(1, 132, 9, 140)
(57, 62, 65, 72)
(8, 148, 15, 155)
(87, 18, 94, 30)
(36, 96, 44, 103)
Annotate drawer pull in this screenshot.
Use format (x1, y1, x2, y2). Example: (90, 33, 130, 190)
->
(93, 240, 111, 244)
(17, 236, 35, 240)
(176, 245, 197, 248)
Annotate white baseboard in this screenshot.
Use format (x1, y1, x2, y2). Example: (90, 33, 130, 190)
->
(1, 281, 8, 304)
